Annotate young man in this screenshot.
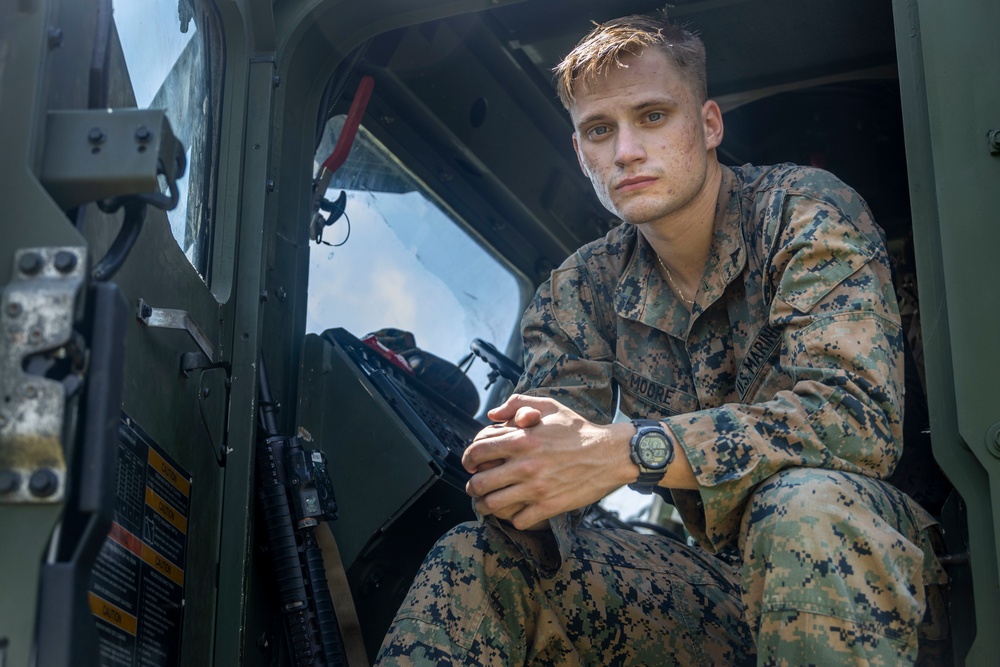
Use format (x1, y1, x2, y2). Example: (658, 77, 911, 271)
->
(376, 12, 948, 665)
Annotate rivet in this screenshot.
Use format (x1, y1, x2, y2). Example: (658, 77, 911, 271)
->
(0, 470, 20, 494)
(18, 253, 43, 276)
(988, 129, 1000, 156)
(47, 26, 64, 49)
(54, 251, 77, 273)
(986, 423, 1000, 458)
(28, 468, 59, 498)
(5, 302, 22, 317)
(266, 179, 276, 192)
(25, 386, 37, 399)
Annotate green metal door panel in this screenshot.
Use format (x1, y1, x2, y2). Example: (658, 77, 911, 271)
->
(0, 0, 251, 665)
(0, 2, 91, 665)
(893, 0, 1000, 662)
(70, 202, 230, 665)
(212, 57, 277, 667)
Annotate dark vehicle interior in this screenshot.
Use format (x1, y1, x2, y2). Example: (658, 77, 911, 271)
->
(275, 0, 955, 659)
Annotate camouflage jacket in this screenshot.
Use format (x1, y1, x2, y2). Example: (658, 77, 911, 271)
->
(516, 164, 904, 553)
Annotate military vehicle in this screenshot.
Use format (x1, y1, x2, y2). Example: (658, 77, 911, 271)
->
(1, 0, 996, 664)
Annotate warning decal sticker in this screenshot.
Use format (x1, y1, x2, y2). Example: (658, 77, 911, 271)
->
(88, 414, 190, 666)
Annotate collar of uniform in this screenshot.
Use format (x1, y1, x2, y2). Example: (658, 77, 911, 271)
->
(694, 166, 746, 315)
(612, 166, 746, 339)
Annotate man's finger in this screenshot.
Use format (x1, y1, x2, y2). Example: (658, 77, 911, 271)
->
(472, 483, 526, 517)
(486, 393, 557, 422)
(463, 427, 519, 472)
(512, 406, 543, 429)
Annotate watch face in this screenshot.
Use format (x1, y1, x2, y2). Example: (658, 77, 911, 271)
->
(638, 433, 670, 469)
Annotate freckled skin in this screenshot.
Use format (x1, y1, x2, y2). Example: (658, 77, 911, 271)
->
(569, 50, 723, 238)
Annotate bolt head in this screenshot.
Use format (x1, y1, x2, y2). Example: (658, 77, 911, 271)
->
(5, 302, 22, 318)
(0, 470, 20, 494)
(47, 26, 64, 49)
(989, 129, 1000, 155)
(135, 126, 152, 142)
(28, 468, 59, 498)
(54, 251, 77, 273)
(88, 127, 106, 144)
(18, 252, 43, 275)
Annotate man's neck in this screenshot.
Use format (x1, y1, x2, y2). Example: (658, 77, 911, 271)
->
(639, 160, 723, 296)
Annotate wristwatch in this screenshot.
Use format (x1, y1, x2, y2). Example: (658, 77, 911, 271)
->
(628, 419, 673, 494)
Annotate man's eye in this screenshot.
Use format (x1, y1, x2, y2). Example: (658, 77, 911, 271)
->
(647, 112, 663, 122)
(587, 126, 610, 138)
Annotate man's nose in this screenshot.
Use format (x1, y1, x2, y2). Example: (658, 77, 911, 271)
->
(614, 127, 646, 166)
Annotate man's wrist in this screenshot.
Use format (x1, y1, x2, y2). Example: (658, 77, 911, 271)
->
(627, 419, 673, 493)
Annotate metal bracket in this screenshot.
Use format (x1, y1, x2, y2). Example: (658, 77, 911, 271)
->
(40, 108, 185, 210)
(0, 247, 88, 504)
(135, 298, 215, 363)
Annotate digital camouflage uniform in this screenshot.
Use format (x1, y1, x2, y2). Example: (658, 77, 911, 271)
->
(376, 164, 949, 665)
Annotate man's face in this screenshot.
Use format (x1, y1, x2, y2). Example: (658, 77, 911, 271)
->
(569, 49, 723, 227)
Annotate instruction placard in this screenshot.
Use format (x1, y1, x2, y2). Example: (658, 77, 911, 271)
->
(88, 414, 190, 666)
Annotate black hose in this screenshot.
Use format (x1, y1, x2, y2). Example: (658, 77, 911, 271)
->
(91, 201, 145, 282)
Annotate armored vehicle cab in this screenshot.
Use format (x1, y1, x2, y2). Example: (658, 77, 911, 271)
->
(1, 0, 997, 664)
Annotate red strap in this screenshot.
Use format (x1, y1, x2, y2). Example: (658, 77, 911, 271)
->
(321, 75, 375, 174)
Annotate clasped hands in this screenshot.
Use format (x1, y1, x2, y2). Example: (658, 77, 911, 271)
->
(463, 394, 634, 531)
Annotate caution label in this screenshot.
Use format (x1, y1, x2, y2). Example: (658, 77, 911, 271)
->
(88, 414, 190, 666)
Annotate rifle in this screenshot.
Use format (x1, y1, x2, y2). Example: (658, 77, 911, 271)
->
(256, 354, 346, 666)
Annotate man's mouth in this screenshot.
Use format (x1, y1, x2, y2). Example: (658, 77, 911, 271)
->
(615, 176, 657, 191)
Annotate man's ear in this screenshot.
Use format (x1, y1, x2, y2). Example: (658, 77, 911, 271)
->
(702, 100, 724, 150)
(572, 132, 589, 176)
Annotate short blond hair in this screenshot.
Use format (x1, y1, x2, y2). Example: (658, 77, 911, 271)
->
(553, 10, 707, 109)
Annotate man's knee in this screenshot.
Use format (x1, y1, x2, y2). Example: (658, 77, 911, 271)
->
(740, 468, 927, 661)
(741, 467, 851, 540)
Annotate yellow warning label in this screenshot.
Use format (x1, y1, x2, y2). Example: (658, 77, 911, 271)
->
(89, 592, 138, 636)
(141, 544, 184, 587)
(148, 447, 190, 497)
(145, 486, 188, 534)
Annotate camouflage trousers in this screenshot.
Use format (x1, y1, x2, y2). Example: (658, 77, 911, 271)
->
(375, 468, 949, 666)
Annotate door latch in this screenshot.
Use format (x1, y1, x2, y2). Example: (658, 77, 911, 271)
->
(135, 298, 215, 369)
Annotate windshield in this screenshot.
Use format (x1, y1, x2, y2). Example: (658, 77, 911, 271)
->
(112, 0, 222, 281)
(307, 116, 527, 411)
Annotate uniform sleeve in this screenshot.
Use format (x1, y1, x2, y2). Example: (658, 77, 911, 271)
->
(514, 261, 618, 425)
(667, 187, 905, 552)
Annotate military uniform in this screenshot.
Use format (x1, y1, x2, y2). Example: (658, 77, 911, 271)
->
(376, 165, 949, 665)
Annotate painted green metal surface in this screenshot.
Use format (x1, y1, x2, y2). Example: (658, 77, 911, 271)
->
(0, 0, 83, 663)
(892, 0, 1000, 662)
